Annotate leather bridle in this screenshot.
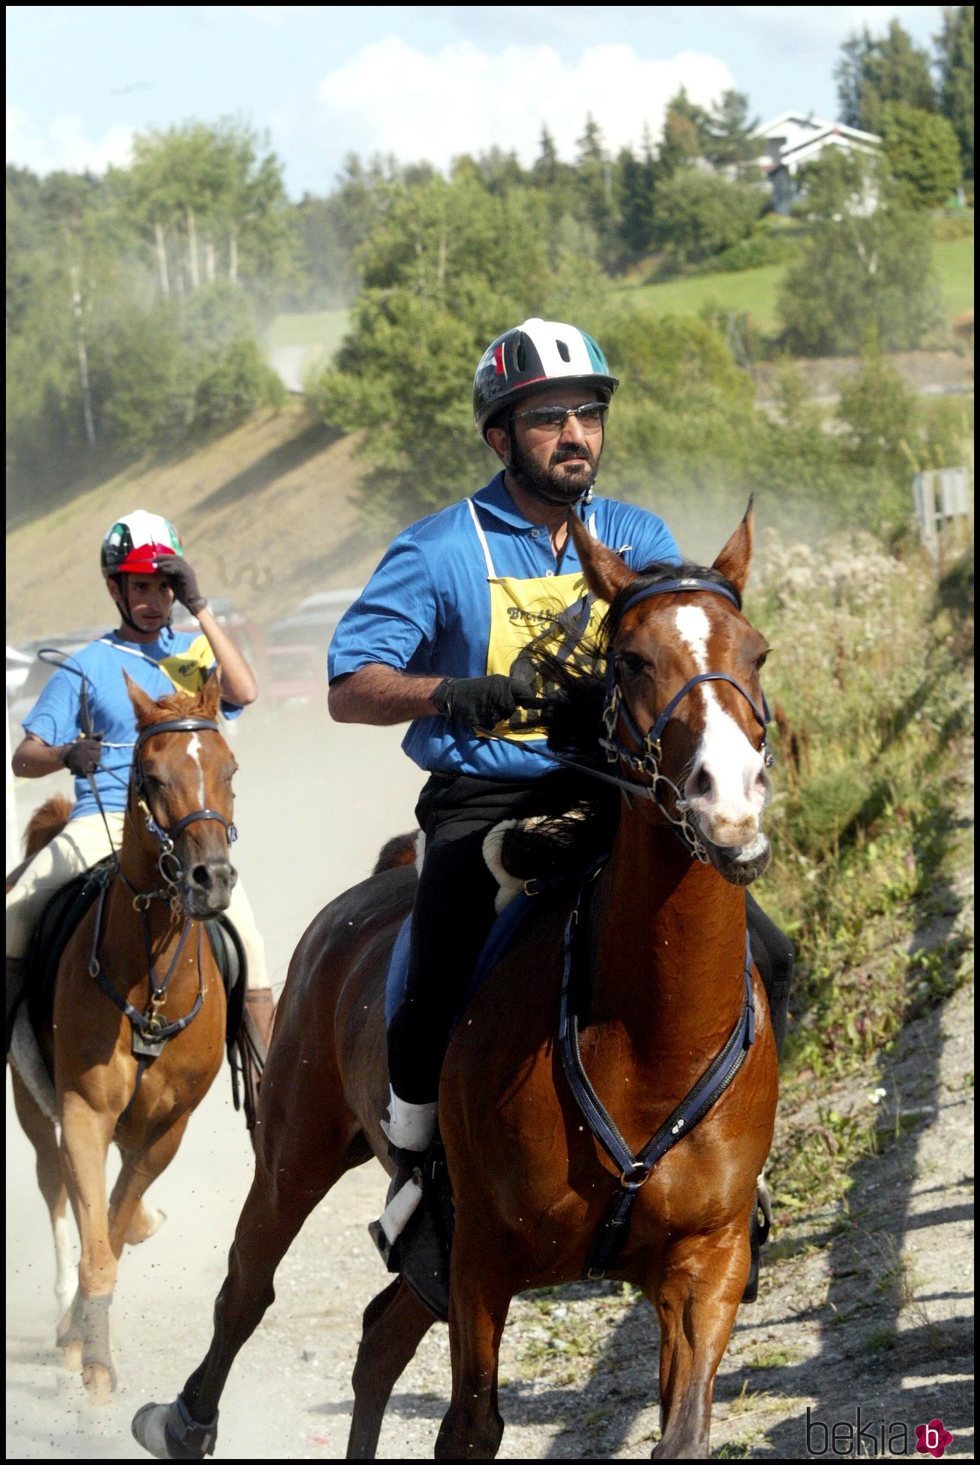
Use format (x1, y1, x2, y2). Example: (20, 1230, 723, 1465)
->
(598, 577, 773, 861)
(131, 717, 237, 896)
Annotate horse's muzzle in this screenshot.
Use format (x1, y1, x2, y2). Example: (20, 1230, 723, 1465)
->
(704, 833, 771, 887)
(183, 859, 237, 915)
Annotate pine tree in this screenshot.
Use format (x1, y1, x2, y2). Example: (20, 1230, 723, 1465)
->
(702, 91, 765, 178)
(575, 114, 618, 266)
(658, 90, 708, 176)
(835, 21, 936, 135)
(935, 5, 974, 181)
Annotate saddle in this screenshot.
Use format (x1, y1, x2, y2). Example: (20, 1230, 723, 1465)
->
(385, 795, 613, 1023)
(11, 860, 259, 1130)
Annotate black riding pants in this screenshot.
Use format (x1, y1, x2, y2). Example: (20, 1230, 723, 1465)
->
(387, 772, 794, 1105)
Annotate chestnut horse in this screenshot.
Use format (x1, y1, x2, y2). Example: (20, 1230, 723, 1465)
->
(7, 674, 239, 1403)
(133, 506, 778, 1460)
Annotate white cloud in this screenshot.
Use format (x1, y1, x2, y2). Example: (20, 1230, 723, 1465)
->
(732, 5, 938, 43)
(317, 38, 735, 170)
(6, 104, 134, 175)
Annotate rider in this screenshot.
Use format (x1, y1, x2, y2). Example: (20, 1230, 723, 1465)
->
(6, 510, 276, 1055)
(327, 318, 794, 1254)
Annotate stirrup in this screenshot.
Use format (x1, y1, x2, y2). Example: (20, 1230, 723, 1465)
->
(742, 1186, 772, 1304)
(369, 1166, 424, 1271)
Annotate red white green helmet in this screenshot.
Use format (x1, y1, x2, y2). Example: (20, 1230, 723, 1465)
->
(101, 511, 183, 577)
(473, 318, 619, 438)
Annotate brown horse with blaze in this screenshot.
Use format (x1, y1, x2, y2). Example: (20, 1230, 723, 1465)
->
(8, 674, 240, 1402)
(133, 505, 779, 1460)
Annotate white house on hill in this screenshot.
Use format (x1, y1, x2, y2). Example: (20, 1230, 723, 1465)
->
(754, 112, 881, 214)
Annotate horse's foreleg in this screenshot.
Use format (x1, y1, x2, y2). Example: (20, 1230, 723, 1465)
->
(107, 1114, 190, 1259)
(133, 1133, 351, 1460)
(347, 1279, 438, 1459)
(435, 1231, 512, 1461)
(122, 1197, 167, 1246)
(645, 1217, 750, 1459)
(58, 1090, 118, 1402)
(10, 1068, 75, 1315)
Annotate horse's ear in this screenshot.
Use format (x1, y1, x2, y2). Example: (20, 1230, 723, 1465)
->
(201, 672, 222, 717)
(568, 512, 638, 604)
(124, 671, 158, 725)
(712, 498, 754, 596)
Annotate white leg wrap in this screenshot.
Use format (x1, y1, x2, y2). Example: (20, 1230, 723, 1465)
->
(379, 1086, 437, 1153)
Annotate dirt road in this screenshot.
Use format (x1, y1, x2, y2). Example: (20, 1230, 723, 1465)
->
(6, 707, 974, 1459)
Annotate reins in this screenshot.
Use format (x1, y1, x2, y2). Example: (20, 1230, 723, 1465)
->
(35, 648, 126, 859)
(90, 715, 234, 1117)
(484, 576, 774, 865)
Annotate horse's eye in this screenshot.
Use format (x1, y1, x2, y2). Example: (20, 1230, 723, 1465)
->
(756, 652, 768, 671)
(616, 652, 647, 677)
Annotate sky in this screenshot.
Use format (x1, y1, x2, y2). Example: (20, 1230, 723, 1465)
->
(6, 5, 947, 200)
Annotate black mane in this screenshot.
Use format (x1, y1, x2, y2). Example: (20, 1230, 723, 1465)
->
(534, 559, 741, 766)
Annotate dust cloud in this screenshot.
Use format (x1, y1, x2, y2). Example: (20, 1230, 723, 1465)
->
(5, 699, 424, 1460)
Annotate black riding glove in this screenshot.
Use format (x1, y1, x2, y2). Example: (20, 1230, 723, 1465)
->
(430, 674, 530, 732)
(62, 736, 103, 778)
(156, 555, 208, 615)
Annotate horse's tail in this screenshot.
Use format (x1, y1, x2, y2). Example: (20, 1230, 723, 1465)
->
(24, 795, 74, 857)
(373, 830, 421, 875)
(6, 794, 74, 894)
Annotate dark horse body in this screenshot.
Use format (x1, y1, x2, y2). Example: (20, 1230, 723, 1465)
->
(134, 508, 778, 1459)
(8, 675, 238, 1402)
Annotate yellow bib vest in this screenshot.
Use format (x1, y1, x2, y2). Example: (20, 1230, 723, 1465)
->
(467, 499, 607, 742)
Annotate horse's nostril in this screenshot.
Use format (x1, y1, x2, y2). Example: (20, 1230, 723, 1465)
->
(694, 766, 713, 799)
(190, 862, 233, 893)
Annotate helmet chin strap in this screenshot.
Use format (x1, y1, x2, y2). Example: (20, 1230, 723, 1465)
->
(114, 577, 171, 635)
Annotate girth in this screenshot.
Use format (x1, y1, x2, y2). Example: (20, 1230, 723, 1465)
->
(21, 865, 246, 1090)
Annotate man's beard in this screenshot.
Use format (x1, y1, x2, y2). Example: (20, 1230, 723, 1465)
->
(508, 434, 600, 506)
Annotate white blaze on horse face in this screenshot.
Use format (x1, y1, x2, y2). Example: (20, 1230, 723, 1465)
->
(185, 733, 206, 809)
(674, 605, 767, 848)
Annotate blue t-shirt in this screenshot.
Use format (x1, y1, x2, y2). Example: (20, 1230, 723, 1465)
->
(328, 473, 680, 779)
(22, 628, 243, 818)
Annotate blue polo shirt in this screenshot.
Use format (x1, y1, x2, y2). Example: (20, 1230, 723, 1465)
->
(328, 473, 680, 779)
(22, 628, 243, 818)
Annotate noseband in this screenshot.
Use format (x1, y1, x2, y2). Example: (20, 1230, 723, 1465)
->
(598, 578, 773, 859)
(131, 718, 237, 892)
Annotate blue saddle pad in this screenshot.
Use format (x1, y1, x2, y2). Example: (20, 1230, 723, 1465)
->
(384, 893, 537, 1032)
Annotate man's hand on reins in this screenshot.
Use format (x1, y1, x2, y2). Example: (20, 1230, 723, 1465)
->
(430, 674, 538, 732)
(62, 735, 103, 777)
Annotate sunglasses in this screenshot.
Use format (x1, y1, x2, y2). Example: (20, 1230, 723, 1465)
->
(513, 401, 608, 433)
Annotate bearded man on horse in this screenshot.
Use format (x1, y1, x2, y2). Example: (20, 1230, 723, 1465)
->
(6, 510, 276, 1054)
(327, 318, 794, 1278)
